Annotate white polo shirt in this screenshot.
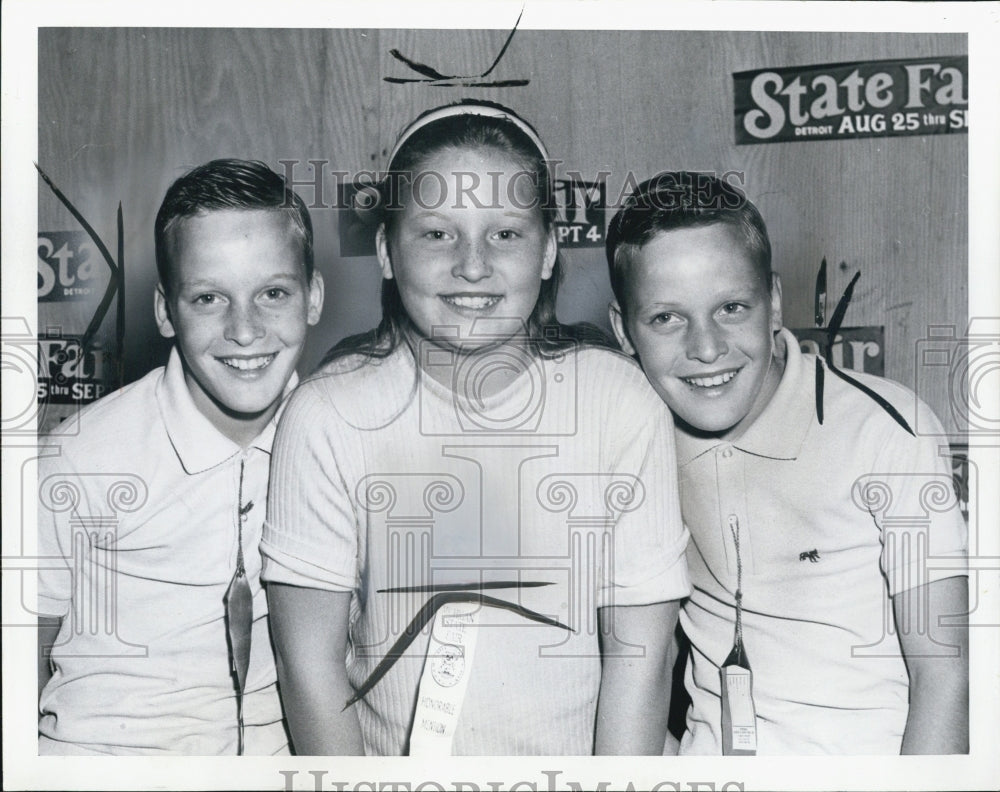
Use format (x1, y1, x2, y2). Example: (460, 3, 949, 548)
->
(676, 328, 967, 755)
(37, 348, 291, 755)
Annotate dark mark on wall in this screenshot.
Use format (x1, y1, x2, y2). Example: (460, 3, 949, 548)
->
(813, 271, 914, 436)
(384, 6, 528, 87)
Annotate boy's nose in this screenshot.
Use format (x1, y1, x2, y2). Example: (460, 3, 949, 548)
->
(452, 239, 492, 282)
(225, 303, 266, 346)
(685, 320, 728, 363)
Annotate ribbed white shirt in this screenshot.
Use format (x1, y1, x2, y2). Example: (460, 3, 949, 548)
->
(262, 342, 690, 755)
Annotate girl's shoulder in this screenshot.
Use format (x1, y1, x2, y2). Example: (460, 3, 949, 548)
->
(554, 343, 668, 422)
(570, 343, 648, 382)
(293, 345, 418, 431)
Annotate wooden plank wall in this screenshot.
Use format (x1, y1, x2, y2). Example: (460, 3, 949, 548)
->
(38, 28, 967, 432)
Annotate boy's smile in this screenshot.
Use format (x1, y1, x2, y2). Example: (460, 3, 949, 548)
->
(155, 208, 323, 444)
(681, 368, 740, 389)
(217, 353, 277, 372)
(611, 223, 784, 439)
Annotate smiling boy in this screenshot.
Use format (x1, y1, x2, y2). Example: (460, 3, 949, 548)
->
(606, 173, 968, 754)
(37, 159, 324, 754)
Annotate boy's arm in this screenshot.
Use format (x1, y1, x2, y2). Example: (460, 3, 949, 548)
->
(894, 576, 969, 754)
(266, 584, 364, 755)
(595, 600, 678, 755)
(37, 617, 61, 698)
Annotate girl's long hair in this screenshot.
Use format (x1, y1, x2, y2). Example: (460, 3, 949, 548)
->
(320, 100, 613, 369)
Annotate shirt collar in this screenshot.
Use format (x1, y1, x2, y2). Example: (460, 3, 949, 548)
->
(675, 327, 815, 465)
(156, 347, 299, 474)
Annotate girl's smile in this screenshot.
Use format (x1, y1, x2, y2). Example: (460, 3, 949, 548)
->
(376, 146, 556, 362)
(439, 292, 504, 313)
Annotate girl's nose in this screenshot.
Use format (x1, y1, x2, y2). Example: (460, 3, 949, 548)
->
(452, 239, 493, 282)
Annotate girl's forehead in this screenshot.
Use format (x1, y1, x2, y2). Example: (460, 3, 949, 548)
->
(414, 143, 535, 175)
(396, 145, 544, 216)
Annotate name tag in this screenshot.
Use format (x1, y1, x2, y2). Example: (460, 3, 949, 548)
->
(408, 601, 481, 756)
(721, 663, 757, 755)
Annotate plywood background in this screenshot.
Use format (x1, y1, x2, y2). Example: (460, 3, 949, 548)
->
(38, 27, 968, 432)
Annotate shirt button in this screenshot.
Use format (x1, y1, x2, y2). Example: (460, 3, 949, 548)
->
(720, 446, 733, 458)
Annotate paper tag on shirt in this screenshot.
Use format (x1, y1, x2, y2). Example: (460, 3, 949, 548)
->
(407, 601, 481, 756)
(720, 653, 757, 755)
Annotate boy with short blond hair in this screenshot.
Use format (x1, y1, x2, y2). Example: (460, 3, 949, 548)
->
(37, 159, 324, 754)
(606, 172, 968, 755)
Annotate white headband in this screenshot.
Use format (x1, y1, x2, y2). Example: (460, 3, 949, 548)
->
(386, 104, 550, 171)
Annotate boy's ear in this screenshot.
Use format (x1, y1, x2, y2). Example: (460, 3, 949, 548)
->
(154, 283, 176, 339)
(769, 272, 783, 332)
(608, 300, 636, 356)
(307, 271, 325, 326)
(540, 227, 557, 281)
(375, 224, 393, 280)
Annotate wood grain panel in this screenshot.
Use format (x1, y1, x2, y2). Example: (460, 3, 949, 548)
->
(37, 27, 967, 430)
(303, 28, 383, 371)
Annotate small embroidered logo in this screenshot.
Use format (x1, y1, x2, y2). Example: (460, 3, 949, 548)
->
(799, 549, 820, 563)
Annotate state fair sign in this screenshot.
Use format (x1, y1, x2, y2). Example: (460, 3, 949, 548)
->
(734, 56, 967, 144)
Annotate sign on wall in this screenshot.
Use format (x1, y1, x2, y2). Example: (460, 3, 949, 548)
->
(38, 231, 104, 302)
(36, 333, 110, 405)
(734, 56, 968, 144)
(791, 326, 885, 376)
(36, 176, 124, 429)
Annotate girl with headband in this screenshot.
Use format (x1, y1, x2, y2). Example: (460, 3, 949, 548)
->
(261, 101, 690, 756)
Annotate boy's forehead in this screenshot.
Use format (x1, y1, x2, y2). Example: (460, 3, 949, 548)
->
(164, 208, 307, 294)
(623, 224, 768, 305)
(634, 224, 754, 273)
(168, 207, 297, 241)
(167, 208, 305, 259)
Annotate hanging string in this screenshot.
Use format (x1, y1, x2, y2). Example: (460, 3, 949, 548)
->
(224, 460, 254, 755)
(728, 515, 745, 665)
(236, 463, 246, 574)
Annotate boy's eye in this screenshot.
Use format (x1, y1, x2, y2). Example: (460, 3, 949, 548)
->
(193, 293, 220, 306)
(423, 230, 449, 241)
(494, 229, 520, 241)
(262, 287, 290, 301)
(720, 302, 747, 316)
(650, 312, 680, 326)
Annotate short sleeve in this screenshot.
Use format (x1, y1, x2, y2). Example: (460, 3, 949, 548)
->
(864, 397, 968, 597)
(596, 378, 691, 608)
(36, 443, 76, 618)
(260, 379, 360, 593)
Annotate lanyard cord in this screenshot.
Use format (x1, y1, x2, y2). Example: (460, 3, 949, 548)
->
(728, 515, 745, 660)
(232, 458, 250, 755)
(722, 513, 757, 755)
(236, 460, 247, 574)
